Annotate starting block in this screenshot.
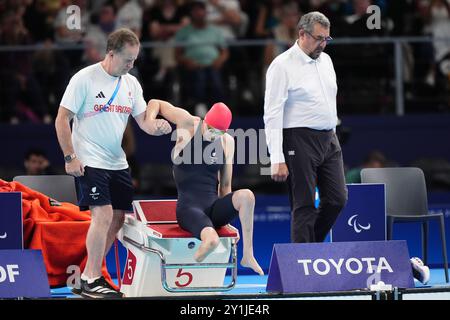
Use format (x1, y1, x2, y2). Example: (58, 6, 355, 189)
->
(117, 199, 239, 297)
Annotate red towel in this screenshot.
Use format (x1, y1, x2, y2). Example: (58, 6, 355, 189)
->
(0, 179, 116, 289)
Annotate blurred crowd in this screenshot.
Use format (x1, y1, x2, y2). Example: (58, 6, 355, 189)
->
(0, 0, 449, 123)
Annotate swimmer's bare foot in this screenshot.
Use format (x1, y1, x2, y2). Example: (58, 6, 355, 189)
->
(194, 239, 220, 262)
(241, 255, 264, 275)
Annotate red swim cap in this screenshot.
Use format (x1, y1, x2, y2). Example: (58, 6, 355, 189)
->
(204, 102, 232, 131)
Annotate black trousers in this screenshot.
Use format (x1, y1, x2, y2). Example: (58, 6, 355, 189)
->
(283, 127, 348, 243)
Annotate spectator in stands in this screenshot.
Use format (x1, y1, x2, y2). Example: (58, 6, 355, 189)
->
(115, 0, 144, 38)
(175, 1, 228, 114)
(260, 1, 301, 106)
(141, 0, 189, 100)
(386, 0, 416, 36)
(314, 0, 348, 37)
(418, 0, 450, 92)
(345, 150, 387, 184)
(23, 148, 54, 175)
(428, 0, 450, 65)
(428, 1, 450, 110)
(401, 0, 446, 111)
(236, 0, 259, 39)
(254, 0, 284, 39)
(143, 0, 189, 43)
(206, 0, 248, 40)
(340, 0, 391, 113)
(82, 32, 106, 65)
(52, 0, 91, 71)
(32, 40, 72, 121)
(53, 0, 90, 45)
(85, 1, 118, 56)
(206, 0, 253, 114)
(263, 1, 301, 72)
(89, 0, 112, 14)
(23, 0, 57, 43)
(0, 9, 47, 124)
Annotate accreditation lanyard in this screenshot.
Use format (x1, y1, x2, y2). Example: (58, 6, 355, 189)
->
(101, 76, 122, 112)
(84, 76, 122, 118)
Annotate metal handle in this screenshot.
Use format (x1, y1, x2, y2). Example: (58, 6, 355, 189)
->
(122, 236, 238, 293)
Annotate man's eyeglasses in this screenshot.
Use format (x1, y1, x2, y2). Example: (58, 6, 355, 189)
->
(305, 30, 333, 44)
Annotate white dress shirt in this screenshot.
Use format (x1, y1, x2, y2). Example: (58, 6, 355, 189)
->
(263, 41, 338, 164)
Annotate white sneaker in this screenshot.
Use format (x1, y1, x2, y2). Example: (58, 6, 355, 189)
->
(410, 257, 430, 285)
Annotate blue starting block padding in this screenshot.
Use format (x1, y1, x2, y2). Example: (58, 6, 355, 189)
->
(0, 192, 23, 249)
(266, 240, 414, 293)
(0, 250, 50, 298)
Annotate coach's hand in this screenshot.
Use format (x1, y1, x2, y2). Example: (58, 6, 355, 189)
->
(271, 163, 289, 182)
(66, 158, 84, 177)
(152, 119, 172, 136)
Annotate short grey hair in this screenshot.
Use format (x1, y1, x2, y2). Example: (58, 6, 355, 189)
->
(297, 11, 330, 33)
(106, 28, 140, 53)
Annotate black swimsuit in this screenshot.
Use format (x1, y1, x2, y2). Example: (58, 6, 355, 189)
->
(173, 121, 239, 239)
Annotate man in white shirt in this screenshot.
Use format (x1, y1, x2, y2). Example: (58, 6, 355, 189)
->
(263, 12, 347, 243)
(55, 28, 171, 298)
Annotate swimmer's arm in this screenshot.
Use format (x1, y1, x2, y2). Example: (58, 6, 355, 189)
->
(218, 134, 234, 197)
(134, 110, 172, 136)
(146, 99, 194, 128)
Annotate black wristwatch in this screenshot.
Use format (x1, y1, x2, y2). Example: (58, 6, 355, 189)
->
(64, 153, 76, 163)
